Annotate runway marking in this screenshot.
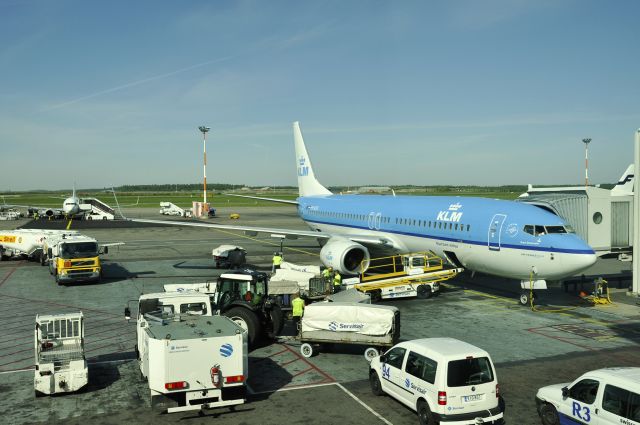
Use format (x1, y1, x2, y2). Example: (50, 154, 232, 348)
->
(335, 382, 394, 425)
(246, 379, 393, 424)
(0, 261, 24, 288)
(247, 381, 336, 396)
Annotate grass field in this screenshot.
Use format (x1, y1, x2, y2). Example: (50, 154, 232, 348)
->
(1, 189, 520, 210)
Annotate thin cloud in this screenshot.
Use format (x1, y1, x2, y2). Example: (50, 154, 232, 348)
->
(42, 56, 235, 111)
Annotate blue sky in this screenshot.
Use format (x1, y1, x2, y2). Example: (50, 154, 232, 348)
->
(1, 0, 639, 191)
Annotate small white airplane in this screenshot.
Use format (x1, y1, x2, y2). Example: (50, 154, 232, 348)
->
(131, 122, 597, 302)
(3, 187, 137, 218)
(1, 187, 86, 218)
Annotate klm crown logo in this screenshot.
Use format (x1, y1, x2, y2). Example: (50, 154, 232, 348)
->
(297, 156, 309, 177)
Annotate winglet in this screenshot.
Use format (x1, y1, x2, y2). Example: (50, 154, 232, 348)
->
(611, 164, 634, 196)
(293, 122, 332, 197)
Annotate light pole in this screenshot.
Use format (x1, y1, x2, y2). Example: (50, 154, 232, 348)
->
(582, 138, 591, 187)
(198, 126, 210, 204)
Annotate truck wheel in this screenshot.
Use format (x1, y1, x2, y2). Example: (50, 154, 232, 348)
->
(87, 216, 92, 221)
(369, 371, 384, 396)
(300, 343, 314, 358)
(539, 403, 559, 425)
(370, 290, 382, 303)
(417, 399, 435, 425)
(364, 347, 379, 362)
(223, 307, 261, 346)
(267, 304, 284, 339)
(417, 285, 432, 299)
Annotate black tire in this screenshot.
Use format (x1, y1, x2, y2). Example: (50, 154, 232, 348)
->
(102, 216, 107, 220)
(87, 216, 92, 221)
(369, 371, 384, 396)
(520, 291, 534, 306)
(223, 307, 261, 346)
(416, 285, 432, 299)
(370, 290, 382, 303)
(267, 304, 284, 339)
(55, 275, 62, 286)
(417, 399, 435, 425)
(539, 403, 560, 425)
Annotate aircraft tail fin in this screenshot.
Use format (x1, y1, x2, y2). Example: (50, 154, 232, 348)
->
(293, 122, 332, 197)
(611, 164, 634, 196)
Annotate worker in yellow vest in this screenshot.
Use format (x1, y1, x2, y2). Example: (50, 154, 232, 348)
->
(333, 271, 342, 293)
(291, 293, 305, 331)
(272, 252, 283, 272)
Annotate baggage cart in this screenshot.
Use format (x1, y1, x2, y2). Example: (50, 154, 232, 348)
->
(298, 302, 400, 361)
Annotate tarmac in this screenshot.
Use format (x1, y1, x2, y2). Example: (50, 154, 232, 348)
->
(0, 206, 638, 425)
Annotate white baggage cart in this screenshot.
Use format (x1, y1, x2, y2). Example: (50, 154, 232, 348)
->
(34, 312, 88, 396)
(298, 302, 400, 361)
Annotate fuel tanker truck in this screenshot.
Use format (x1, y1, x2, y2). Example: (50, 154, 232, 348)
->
(0, 229, 79, 262)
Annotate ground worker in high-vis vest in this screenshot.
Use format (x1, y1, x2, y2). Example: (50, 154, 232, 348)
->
(272, 252, 283, 272)
(291, 293, 305, 330)
(333, 271, 342, 293)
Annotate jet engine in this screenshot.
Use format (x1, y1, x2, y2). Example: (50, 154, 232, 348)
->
(319, 237, 370, 275)
(37, 209, 55, 217)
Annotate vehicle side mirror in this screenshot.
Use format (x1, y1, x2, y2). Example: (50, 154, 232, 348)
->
(124, 307, 131, 321)
(103, 246, 109, 254)
(379, 355, 387, 363)
(561, 386, 568, 398)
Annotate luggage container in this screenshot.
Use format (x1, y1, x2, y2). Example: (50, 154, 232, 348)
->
(298, 302, 400, 361)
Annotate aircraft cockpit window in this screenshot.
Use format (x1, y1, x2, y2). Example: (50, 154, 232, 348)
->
(524, 225, 535, 235)
(545, 226, 568, 234)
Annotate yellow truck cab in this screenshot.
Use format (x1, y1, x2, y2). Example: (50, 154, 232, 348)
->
(44, 234, 104, 284)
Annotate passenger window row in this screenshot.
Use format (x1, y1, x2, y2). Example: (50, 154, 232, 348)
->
(394, 217, 471, 232)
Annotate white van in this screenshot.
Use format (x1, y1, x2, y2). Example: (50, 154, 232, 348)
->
(369, 338, 504, 425)
(536, 367, 640, 425)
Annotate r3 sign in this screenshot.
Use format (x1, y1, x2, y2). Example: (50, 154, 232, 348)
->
(572, 401, 591, 422)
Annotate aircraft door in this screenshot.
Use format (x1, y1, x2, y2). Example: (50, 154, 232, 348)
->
(374, 213, 382, 230)
(367, 212, 375, 230)
(488, 214, 507, 251)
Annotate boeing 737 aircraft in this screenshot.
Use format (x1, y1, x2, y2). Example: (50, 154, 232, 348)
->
(132, 122, 597, 302)
(3, 187, 85, 217)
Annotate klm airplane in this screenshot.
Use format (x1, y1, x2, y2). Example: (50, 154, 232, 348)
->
(134, 122, 597, 302)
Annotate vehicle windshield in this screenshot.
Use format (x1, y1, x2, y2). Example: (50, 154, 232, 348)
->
(59, 242, 98, 259)
(447, 357, 494, 387)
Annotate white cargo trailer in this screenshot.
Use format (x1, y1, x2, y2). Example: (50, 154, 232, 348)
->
(141, 312, 247, 413)
(34, 312, 88, 396)
(299, 302, 400, 361)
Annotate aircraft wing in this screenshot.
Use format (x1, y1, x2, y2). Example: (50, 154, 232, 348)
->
(129, 218, 401, 248)
(224, 193, 299, 205)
